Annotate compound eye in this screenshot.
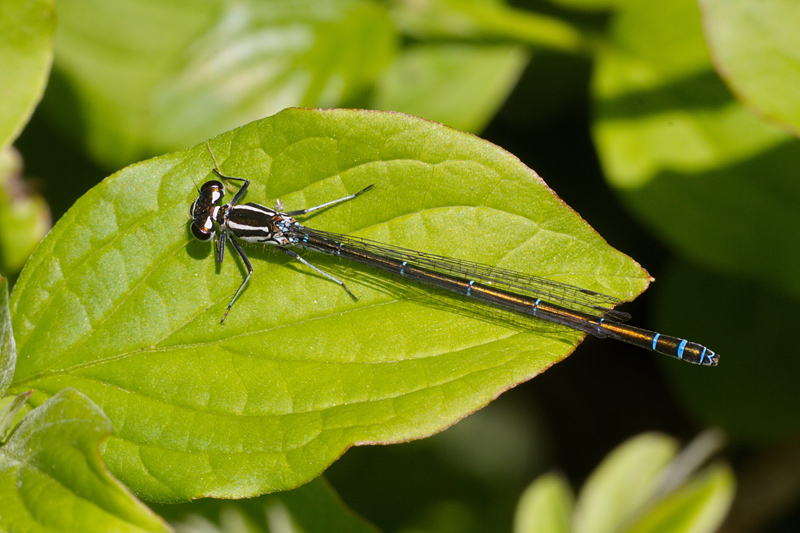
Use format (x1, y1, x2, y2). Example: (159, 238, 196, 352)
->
(191, 220, 215, 241)
(201, 180, 224, 191)
(201, 180, 225, 202)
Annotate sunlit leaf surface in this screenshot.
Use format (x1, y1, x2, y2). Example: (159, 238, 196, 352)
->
(8, 109, 647, 501)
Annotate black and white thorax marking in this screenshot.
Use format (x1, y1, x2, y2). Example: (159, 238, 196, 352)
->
(221, 202, 297, 246)
(191, 180, 297, 247)
(190, 166, 366, 323)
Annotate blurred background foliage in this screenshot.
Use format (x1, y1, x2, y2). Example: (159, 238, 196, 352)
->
(3, 0, 800, 530)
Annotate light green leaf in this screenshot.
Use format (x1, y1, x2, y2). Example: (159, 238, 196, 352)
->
(0, 148, 51, 274)
(592, 0, 800, 297)
(700, 0, 800, 135)
(371, 43, 530, 133)
(573, 432, 732, 533)
(0, 0, 55, 150)
(0, 276, 13, 397)
(157, 477, 379, 533)
(0, 388, 170, 532)
(514, 472, 574, 533)
(390, 0, 586, 53)
(0, 392, 29, 445)
(8, 109, 648, 502)
(573, 433, 678, 533)
(628, 463, 735, 533)
(46, 0, 396, 168)
(517, 432, 733, 533)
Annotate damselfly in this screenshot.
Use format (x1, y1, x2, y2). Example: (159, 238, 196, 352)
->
(190, 145, 718, 366)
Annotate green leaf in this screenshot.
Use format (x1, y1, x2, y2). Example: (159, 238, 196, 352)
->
(0, 148, 51, 274)
(0, 275, 14, 397)
(0, 388, 170, 532)
(46, 0, 396, 168)
(573, 433, 678, 533)
(516, 432, 733, 533)
(591, 0, 800, 297)
(390, 0, 587, 53)
(573, 432, 733, 533)
(371, 43, 530, 133)
(700, 0, 800, 135)
(514, 472, 574, 533)
(628, 464, 735, 533)
(155, 477, 379, 533)
(0, 0, 55, 150)
(0, 391, 32, 443)
(8, 109, 648, 502)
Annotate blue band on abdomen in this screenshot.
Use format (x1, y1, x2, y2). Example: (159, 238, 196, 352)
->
(677, 339, 688, 359)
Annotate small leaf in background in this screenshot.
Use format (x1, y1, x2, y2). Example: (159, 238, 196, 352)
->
(0, 0, 55, 150)
(156, 477, 379, 533)
(575, 431, 733, 533)
(513, 472, 573, 533)
(514, 432, 734, 533)
(0, 391, 31, 444)
(0, 388, 170, 533)
(627, 464, 735, 533)
(700, 0, 800, 135)
(8, 109, 648, 502)
(371, 43, 530, 133)
(572, 433, 679, 532)
(0, 147, 51, 275)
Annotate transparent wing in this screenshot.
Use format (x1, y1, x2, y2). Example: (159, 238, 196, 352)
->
(289, 226, 631, 322)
